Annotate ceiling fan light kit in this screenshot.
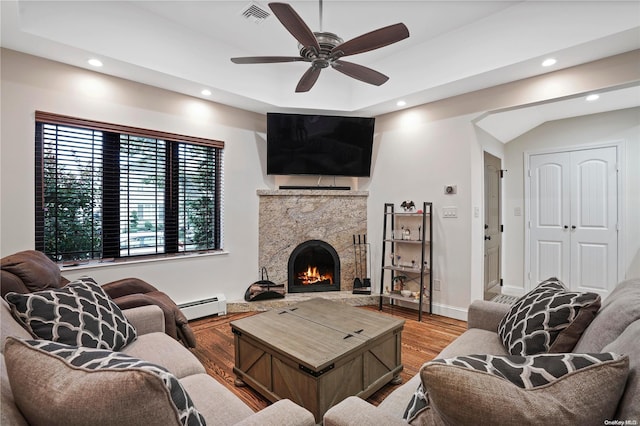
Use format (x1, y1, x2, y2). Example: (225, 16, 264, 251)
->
(230, 1, 410, 92)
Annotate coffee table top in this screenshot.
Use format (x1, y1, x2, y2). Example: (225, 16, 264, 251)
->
(230, 298, 404, 372)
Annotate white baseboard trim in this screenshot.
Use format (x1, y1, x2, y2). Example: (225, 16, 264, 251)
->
(389, 300, 469, 321)
(501, 285, 526, 298)
(431, 303, 468, 321)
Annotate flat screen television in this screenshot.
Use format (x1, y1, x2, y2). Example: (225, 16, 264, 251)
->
(267, 112, 374, 177)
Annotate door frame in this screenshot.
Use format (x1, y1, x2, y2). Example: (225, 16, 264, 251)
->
(523, 140, 625, 292)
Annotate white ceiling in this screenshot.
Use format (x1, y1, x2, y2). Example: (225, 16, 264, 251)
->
(2, 0, 639, 139)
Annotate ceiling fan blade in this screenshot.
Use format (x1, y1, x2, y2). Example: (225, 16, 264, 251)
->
(295, 66, 322, 93)
(332, 60, 389, 86)
(269, 3, 321, 55)
(331, 23, 409, 58)
(231, 56, 306, 64)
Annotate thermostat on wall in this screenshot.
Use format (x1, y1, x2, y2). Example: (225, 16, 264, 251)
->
(444, 185, 457, 195)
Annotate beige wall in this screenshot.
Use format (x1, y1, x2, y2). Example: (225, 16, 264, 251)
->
(0, 48, 268, 305)
(502, 108, 640, 295)
(2, 47, 638, 316)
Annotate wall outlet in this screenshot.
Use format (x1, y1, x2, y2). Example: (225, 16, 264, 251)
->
(433, 279, 441, 291)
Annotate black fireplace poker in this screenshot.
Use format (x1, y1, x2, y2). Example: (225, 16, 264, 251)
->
(352, 234, 372, 295)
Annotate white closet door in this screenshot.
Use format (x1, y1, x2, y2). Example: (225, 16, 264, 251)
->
(530, 152, 571, 285)
(529, 146, 618, 296)
(570, 147, 618, 296)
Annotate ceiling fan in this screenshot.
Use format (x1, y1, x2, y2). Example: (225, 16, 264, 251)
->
(231, 1, 410, 92)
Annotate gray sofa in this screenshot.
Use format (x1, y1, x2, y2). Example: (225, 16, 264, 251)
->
(1, 298, 315, 425)
(325, 278, 640, 425)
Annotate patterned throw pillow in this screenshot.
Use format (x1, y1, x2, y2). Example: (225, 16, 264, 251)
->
(497, 278, 600, 355)
(5, 277, 137, 350)
(405, 352, 628, 424)
(4, 337, 206, 426)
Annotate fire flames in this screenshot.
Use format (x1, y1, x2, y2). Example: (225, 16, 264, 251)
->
(298, 265, 333, 286)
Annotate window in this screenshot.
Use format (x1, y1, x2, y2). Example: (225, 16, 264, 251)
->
(35, 111, 224, 262)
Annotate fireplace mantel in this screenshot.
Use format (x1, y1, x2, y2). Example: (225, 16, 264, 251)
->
(257, 189, 368, 292)
(257, 189, 368, 197)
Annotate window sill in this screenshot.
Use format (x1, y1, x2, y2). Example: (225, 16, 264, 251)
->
(58, 250, 229, 271)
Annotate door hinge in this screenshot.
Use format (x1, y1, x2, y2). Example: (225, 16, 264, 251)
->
(500, 169, 507, 178)
(500, 278, 503, 287)
(500, 224, 504, 232)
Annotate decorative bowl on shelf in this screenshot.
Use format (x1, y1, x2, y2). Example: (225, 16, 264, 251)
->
(400, 289, 412, 298)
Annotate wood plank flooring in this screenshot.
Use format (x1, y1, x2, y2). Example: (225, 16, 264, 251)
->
(189, 305, 467, 412)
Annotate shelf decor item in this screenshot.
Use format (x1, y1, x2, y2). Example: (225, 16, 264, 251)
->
(400, 200, 416, 212)
(379, 201, 433, 321)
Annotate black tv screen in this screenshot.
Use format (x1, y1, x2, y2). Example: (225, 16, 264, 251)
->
(267, 113, 374, 177)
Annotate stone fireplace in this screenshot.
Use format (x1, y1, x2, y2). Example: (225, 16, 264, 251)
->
(257, 189, 368, 293)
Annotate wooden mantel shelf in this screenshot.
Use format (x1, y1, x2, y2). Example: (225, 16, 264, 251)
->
(257, 189, 369, 197)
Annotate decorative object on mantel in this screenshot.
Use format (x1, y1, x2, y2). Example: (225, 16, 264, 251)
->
(401, 200, 415, 211)
(244, 267, 285, 302)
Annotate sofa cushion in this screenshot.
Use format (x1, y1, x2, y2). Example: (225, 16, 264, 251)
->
(180, 373, 254, 425)
(1, 299, 32, 353)
(601, 319, 640, 421)
(4, 337, 206, 426)
(573, 278, 640, 353)
(122, 332, 206, 379)
(497, 278, 600, 355)
(406, 352, 628, 425)
(5, 277, 137, 350)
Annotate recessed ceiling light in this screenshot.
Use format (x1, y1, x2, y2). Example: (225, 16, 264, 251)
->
(88, 58, 103, 67)
(396, 100, 406, 107)
(586, 94, 600, 102)
(541, 58, 557, 67)
(201, 89, 212, 96)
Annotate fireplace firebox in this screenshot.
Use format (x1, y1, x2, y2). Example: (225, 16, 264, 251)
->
(288, 240, 340, 293)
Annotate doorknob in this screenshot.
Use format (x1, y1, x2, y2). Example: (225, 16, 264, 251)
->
(484, 235, 491, 240)
(571, 225, 576, 230)
(564, 225, 568, 229)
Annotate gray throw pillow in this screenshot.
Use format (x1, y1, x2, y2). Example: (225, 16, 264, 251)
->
(4, 337, 206, 426)
(5, 277, 137, 350)
(497, 277, 600, 355)
(405, 352, 628, 425)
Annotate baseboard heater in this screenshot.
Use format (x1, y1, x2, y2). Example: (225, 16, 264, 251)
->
(178, 295, 227, 320)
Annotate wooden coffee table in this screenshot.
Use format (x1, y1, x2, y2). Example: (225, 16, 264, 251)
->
(231, 298, 404, 423)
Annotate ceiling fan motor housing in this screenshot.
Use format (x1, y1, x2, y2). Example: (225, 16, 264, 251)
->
(299, 32, 344, 68)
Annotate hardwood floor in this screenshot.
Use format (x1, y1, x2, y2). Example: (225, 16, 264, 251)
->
(189, 304, 467, 412)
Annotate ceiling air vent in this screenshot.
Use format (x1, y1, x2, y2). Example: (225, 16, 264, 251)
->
(240, 2, 271, 24)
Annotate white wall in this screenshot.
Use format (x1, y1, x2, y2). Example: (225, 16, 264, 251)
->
(2, 48, 638, 318)
(367, 112, 478, 319)
(502, 108, 640, 295)
(0, 49, 267, 305)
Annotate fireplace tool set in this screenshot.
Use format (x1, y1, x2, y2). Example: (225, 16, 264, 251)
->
(352, 234, 372, 294)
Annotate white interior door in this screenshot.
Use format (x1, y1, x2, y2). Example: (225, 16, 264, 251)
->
(484, 152, 501, 300)
(570, 147, 618, 296)
(529, 146, 618, 296)
(530, 152, 571, 284)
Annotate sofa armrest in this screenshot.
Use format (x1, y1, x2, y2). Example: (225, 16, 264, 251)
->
(234, 399, 315, 426)
(323, 397, 407, 426)
(122, 305, 165, 335)
(467, 300, 511, 332)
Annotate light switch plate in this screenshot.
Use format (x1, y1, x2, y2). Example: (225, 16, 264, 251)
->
(442, 206, 458, 218)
